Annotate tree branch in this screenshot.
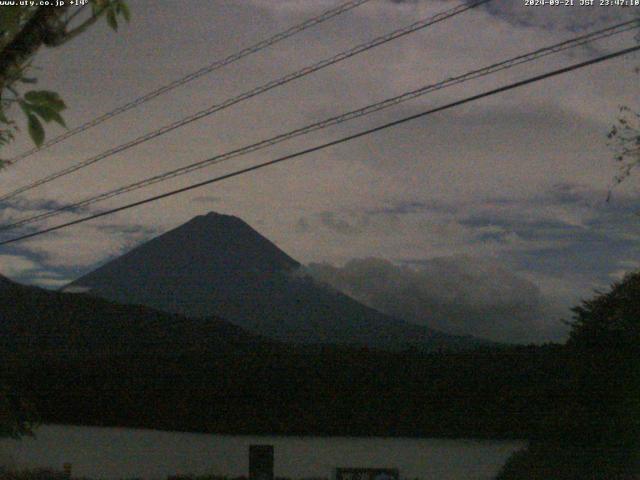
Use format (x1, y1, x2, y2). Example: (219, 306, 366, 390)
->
(47, 4, 109, 47)
(0, 7, 40, 52)
(0, 7, 69, 97)
(63, 3, 88, 28)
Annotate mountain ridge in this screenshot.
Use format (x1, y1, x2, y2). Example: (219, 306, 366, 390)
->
(0, 273, 272, 357)
(66, 211, 487, 351)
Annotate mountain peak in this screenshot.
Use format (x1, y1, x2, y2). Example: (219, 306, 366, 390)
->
(66, 212, 300, 317)
(182, 211, 250, 229)
(194, 211, 240, 222)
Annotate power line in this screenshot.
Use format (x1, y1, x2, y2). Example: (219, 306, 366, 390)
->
(1, 44, 637, 247)
(4, 0, 372, 165)
(2, 19, 637, 232)
(0, 0, 491, 203)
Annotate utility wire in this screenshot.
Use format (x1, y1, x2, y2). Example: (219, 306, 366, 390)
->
(0, 0, 491, 202)
(4, 0, 372, 165)
(2, 19, 637, 232)
(1, 44, 638, 247)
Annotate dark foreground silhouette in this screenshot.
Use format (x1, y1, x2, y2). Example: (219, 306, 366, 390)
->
(496, 272, 640, 479)
(1, 273, 638, 478)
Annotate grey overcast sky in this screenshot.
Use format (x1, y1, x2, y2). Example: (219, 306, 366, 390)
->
(0, 0, 639, 342)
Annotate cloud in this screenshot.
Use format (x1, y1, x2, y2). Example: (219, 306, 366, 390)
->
(318, 211, 370, 235)
(17, 220, 155, 270)
(0, 197, 94, 226)
(0, 216, 160, 289)
(607, 258, 640, 280)
(292, 181, 640, 262)
(306, 255, 567, 343)
(469, 0, 639, 32)
(0, 254, 39, 279)
(0, 252, 75, 288)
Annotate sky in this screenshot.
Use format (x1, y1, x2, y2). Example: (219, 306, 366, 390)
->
(0, 0, 639, 343)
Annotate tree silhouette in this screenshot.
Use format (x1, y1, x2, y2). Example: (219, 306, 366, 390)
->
(0, 1, 130, 157)
(567, 271, 640, 350)
(565, 271, 640, 444)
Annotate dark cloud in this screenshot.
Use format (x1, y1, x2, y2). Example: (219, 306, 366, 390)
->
(93, 223, 159, 235)
(306, 256, 566, 343)
(387, 0, 420, 5)
(0, 218, 162, 287)
(318, 211, 370, 235)
(295, 217, 311, 233)
(366, 199, 456, 215)
(0, 197, 92, 217)
(0, 197, 97, 244)
(469, 0, 638, 32)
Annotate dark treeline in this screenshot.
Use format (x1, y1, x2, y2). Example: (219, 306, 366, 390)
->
(6, 345, 572, 439)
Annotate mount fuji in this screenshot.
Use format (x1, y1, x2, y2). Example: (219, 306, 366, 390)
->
(65, 212, 484, 351)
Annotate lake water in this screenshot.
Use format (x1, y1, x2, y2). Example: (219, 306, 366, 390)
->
(0, 425, 524, 480)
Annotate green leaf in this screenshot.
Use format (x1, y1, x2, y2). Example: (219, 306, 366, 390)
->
(24, 90, 50, 104)
(51, 111, 67, 128)
(0, 7, 24, 34)
(27, 114, 44, 147)
(106, 9, 118, 31)
(29, 104, 67, 128)
(118, 1, 131, 22)
(91, 0, 108, 16)
(17, 100, 32, 115)
(24, 90, 66, 112)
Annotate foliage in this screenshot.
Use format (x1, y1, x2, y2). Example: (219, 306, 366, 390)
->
(15, 89, 66, 149)
(498, 272, 640, 479)
(0, 382, 37, 439)
(607, 102, 640, 200)
(0, 470, 70, 480)
(567, 271, 640, 350)
(565, 272, 640, 445)
(0, 1, 130, 162)
(606, 64, 639, 200)
(7, 348, 569, 439)
(496, 441, 639, 480)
